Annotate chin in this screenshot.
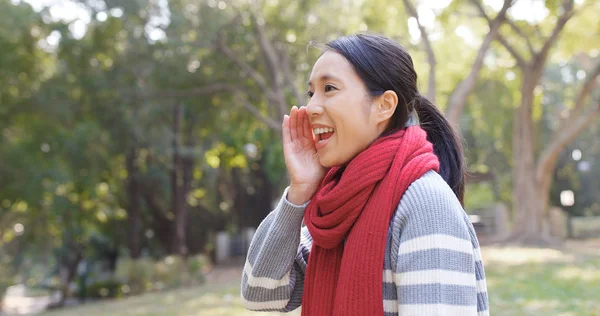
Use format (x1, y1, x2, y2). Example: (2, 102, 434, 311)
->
(319, 153, 349, 168)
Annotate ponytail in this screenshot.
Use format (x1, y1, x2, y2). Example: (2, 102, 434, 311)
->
(415, 94, 465, 205)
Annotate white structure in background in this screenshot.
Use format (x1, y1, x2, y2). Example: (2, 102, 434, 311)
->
(560, 190, 575, 207)
(215, 232, 230, 264)
(2, 284, 54, 314)
(244, 227, 256, 251)
(215, 227, 256, 265)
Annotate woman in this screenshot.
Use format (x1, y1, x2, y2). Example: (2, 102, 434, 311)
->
(241, 33, 488, 316)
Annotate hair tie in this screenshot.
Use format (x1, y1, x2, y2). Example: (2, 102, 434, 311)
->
(405, 109, 420, 127)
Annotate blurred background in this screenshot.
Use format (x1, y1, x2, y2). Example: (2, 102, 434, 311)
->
(0, 0, 599, 315)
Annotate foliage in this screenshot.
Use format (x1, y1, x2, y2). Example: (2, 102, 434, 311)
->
(85, 278, 125, 299)
(114, 255, 206, 296)
(464, 183, 496, 212)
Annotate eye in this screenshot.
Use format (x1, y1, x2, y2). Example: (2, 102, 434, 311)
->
(324, 84, 337, 92)
(306, 90, 314, 98)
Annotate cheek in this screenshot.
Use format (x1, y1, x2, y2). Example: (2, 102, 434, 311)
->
(336, 112, 373, 152)
(325, 95, 375, 161)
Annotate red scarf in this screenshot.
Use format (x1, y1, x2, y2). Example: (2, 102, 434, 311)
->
(301, 126, 440, 316)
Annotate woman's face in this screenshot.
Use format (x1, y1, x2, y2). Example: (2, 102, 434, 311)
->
(306, 51, 388, 167)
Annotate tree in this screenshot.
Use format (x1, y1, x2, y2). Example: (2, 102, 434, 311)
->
(401, 0, 513, 127)
(473, 0, 600, 243)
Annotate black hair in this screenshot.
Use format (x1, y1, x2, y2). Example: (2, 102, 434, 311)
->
(321, 33, 465, 204)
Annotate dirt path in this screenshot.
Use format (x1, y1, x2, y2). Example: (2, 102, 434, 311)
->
(204, 265, 244, 286)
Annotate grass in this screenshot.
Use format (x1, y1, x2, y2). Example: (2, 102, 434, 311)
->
(41, 244, 600, 316)
(42, 282, 288, 316)
(481, 246, 600, 315)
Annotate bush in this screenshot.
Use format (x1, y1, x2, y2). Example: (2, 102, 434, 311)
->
(154, 255, 185, 289)
(188, 254, 209, 280)
(115, 258, 155, 295)
(115, 254, 207, 296)
(86, 279, 125, 299)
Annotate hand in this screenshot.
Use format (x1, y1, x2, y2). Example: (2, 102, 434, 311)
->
(282, 106, 327, 205)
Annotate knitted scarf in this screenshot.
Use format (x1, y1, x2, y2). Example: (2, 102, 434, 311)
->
(301, 126, 440, 316)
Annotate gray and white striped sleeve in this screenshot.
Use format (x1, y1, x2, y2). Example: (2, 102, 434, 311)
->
(241, 187, 311, 312)
(393, 171, 488, 316)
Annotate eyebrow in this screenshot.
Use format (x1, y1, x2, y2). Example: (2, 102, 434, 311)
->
(307, 74, 342, 87)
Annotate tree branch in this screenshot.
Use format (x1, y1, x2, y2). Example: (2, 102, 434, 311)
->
(449, 11, 482, 19)
(252, 12, 282, 88)
(234, 92, 281, 131)
(505, 19, 535, 56)
(149, 83, 237, 98)
(251, 12, 287, 119)
(216, 28, 270, 92)
(568, 62, 600, 118)
(446, 0, 513, 127)
(471, 0, 526, 69)
(536, 0, 575, 64)
(280, 46, 304, 105)
(536, 61, 600, 182)
(466, 171, 496, 183)
(402, 0, 436, 103)
(534, 24, 543, 39)
(498, 35, 527, 68)
(536, 103, 599, 183)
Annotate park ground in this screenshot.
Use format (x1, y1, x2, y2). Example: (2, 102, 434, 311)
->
(28, 239, 600, 316)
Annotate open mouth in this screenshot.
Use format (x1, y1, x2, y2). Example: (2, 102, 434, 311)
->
(313, 127, 335, 143)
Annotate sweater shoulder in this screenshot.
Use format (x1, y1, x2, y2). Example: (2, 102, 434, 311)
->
(390, 170, 470, 241)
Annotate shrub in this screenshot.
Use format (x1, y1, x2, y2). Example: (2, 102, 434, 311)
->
(115, 258, 155, 295)
(115, 254, 207, 295)
(85, 279, 125, 298)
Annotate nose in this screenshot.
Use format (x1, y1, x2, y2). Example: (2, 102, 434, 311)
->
(306, 97, 324, 117)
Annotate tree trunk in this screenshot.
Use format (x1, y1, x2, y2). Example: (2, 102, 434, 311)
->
(125, 148, 142, 259)
(181, 111, 195, 256)
(250, 157, 275, 228)
(141, 187, 176, 253)
(171, 103, 189, 257)
(470, 0, 580, 245)
(171, 103, 186, 256)
(509, 70, 554, 245)
(510, 168, 556, 245)
(231, 168, 249, 231)
(510, 177, 551, 244)
(49, 245, 83, 308)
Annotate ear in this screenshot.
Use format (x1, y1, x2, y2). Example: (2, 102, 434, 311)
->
(374, 90, 398, 124)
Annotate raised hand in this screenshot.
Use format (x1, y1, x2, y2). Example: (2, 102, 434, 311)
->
(282, 106, 327, 205)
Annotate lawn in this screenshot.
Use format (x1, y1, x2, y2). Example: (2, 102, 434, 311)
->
(41, 244, 600, 316)
(482, 246, 600, 315)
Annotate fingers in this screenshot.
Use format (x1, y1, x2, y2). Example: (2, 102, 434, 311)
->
(297, 106, 305, 139)
(285, 105, 312, 145)
(282, 114, 291, 147)
(290, 106, 298, 142)
(300, 106, 313, 142)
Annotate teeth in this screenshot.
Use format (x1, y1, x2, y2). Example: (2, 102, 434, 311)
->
(313, 127, 334, 135)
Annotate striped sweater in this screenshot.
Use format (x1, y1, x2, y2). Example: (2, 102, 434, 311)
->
(241, 170, 489, 315)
